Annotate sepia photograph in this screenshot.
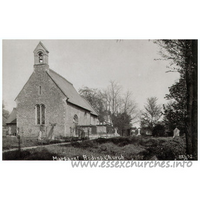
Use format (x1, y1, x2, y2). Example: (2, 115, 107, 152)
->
(2, 39, 198, 161)
(1, 1, 200, 200)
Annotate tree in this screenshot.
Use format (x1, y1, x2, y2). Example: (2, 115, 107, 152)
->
(102, 81, 139, 128)
(121, 91, 139, 123)
(163, 77, 187, 133)
(112, 112, 132, 136)
(79, 86, 106, 123)
(152, 123, 165, 137)
(79, 81, 139, 132)
(101, 80, 122, 115)
(155, 40, 198, 158)
(140, 97, 162, 131)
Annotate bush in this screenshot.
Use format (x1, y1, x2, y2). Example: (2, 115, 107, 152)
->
(140, 138, 159, 147)
(71, 141, 81, 148)
(152, 124, 166, 137)
(81, 140, 97, 148)
(129, 135, 142, 145)
(72, 140, 98, 149)
(95, 138, 109, 144)
(108, 137, 130, 146)
(144, 137, 186, 160)
(98, 143, 119, 154)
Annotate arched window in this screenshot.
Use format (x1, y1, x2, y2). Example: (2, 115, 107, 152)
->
(73, 115, 78, 124)
(39, 86, 42, 95)
(35, 104, 45, 125)
(41, 104, 45, 124)
(35, 104, 40, 125)
(38, 51, 43, 63)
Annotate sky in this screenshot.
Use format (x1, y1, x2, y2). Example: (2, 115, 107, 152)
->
(2, 40, 180, 112)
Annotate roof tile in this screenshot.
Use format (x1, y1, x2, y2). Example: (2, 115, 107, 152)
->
(47, 69, 98, 116)
(6, 108, 17, 124)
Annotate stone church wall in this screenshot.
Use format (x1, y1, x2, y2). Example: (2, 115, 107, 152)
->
(65, 103, 91, 136)
(16, 68, 66, 138)
(16, 42, 98, 139)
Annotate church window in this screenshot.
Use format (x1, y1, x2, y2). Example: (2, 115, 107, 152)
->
(39, 86, 42, 95)
(35, 104, 46, 125)
(73, 114, 78, 124)
(41, 104, 45, 125)
(36, 104, 40, 125)
(38, 52, 43, 63)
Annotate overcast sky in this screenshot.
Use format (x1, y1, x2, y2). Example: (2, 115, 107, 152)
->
(3, 40, 180, 112)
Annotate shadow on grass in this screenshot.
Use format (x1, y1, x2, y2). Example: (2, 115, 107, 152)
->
(3, 148, 58, 160)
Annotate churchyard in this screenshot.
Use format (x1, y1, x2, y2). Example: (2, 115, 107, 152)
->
(3, 135, 187, 160)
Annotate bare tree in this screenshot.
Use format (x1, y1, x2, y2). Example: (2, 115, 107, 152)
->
(121, 90, 139, 124)
(79, 81, 139, 129)
(101, 80, 122, 115)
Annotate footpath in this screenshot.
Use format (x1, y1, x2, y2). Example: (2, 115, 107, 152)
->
(2, 141, 73, 153)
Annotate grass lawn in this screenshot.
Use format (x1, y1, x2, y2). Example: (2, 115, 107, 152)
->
(2, 135, 187, 160)
(2, 135, 81, 150)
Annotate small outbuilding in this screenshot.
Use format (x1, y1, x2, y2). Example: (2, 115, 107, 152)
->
(6, 108, 17, 135)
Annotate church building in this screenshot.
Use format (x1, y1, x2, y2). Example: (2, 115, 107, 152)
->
(15, 42, 98, 138)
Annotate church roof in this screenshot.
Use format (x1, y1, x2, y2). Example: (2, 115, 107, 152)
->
(6, 108, 17, 124)
(33, 41, 49, 53)
(81, 96, 98, 116)
(3, 116, 7, 126)
(47, 69, 98, 116)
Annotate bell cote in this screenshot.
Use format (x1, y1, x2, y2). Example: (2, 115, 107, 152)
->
(33, 42, 49, 71)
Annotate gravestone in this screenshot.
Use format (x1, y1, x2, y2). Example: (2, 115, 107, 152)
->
(8, 127, 11, 135)
(38, 131, 42, 140)
(173, 127, 180, 138)
(114, 128, 120, 136)
(137, 128, 141, 136)
(48, 123, 56, 140)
